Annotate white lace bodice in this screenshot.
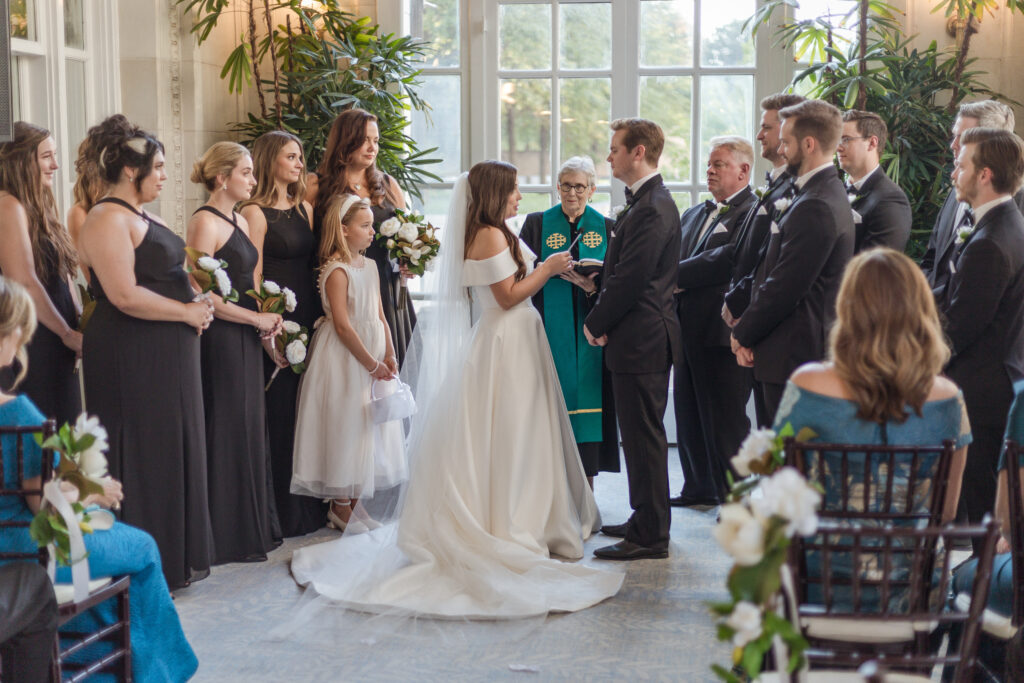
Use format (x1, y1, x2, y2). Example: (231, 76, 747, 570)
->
(462, 241, 536, 311)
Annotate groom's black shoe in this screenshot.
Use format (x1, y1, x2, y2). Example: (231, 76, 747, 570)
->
(600, 523, 629, 538)
(593, 541, 668, 561)
(669, 493, 721, 509)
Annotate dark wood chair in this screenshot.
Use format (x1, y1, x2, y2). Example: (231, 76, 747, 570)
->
(0, 420, 132, 682)
(773, 518, 1000, 682)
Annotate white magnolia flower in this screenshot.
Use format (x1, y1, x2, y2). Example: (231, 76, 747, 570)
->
(282, 320, 301, 335)
(73, 413, 108, 448)
(214, 269, 232, 297)
(285, 339, 307, 365)
(78, 448, 110, 481)
(283, 287, 297, 313)
(751, 467, 821, 537)
(731, 428, 777, 476)
(726, 601, 763, 648)
(773, 197, 792, 214)
(380, 217, 401, 237)
(197, 256, 221, 272)
(262, 280, 281, 295)
(397, 222, 419, 243)
(299, 333, 308, 342)
(713, 503, 766, 566)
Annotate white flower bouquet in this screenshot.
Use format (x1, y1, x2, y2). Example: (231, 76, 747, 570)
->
(265, 320, 309, 390)
(377, 208, 440, 308)
(184, 247, 238, 302)
(246, 279, 297, 315)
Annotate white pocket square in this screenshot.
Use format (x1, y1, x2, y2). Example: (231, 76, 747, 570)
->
(852, 209, 863, 224)
(770, 221, 780, 234)
(757, 205, 768, 216)
(712, 224, 728, 234)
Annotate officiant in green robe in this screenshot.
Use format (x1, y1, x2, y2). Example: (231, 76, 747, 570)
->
(519, 156, 619, 485)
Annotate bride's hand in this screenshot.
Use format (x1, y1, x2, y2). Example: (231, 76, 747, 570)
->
(542, 251, 573, 278)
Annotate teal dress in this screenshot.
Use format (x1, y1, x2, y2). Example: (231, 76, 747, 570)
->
(773, 380, 973, 610)
(953, 380, 1024, 617)
(0, 395, 198, 682)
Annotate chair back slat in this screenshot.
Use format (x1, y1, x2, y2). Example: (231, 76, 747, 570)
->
(1004, 439, 1024, 627)
(0, 419, 58, 566)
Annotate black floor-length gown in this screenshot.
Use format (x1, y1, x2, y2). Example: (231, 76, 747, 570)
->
(196, 206, 279, 562)
(82, 197, 213, 590)
(260, 204, 327, 537)
(0, 240, 82, 423)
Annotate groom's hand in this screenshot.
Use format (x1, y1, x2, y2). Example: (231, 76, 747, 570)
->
(731, 334, 754, 367)
(584, 324, 607, 347)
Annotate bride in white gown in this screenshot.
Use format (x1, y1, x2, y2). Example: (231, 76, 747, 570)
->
(289, 161, 623, 619)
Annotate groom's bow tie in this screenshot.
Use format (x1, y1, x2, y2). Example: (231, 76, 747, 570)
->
(624, 186, 635, 204)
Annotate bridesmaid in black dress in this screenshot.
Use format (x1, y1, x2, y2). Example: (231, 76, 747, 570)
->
(78, 115, 215, 590)
(241, 131, 327, 537)
(315, 109, 416, 367)
(188, 142, 283, 562)
(0, 122, 82, 422)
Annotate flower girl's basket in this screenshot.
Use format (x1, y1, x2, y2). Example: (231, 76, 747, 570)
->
(369, 378, 417, 424)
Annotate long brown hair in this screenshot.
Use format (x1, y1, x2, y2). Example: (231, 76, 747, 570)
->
(0, 276, 37, 389)
(72, 122, 108, 211)
(829, 248, 951, 424)
(465, 161, 525, 281)
(316, 109, 397, 214)
(90, 114, 164, 193)
(243, 130, 307, 210)
(0, 122, 77, 281)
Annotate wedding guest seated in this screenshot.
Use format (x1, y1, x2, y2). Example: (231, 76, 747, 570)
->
(0, 562, 57, 683)
(0, 276, 198, 682)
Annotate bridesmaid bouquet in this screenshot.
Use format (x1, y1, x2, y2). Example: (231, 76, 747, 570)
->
(264, 320, 309, 391)
(378, 208, 441, 308)
(246, 279, 297, 314)
(29, 414, 115, 567)
(184, 247, 238, 302)
(76, 283, 96, 332)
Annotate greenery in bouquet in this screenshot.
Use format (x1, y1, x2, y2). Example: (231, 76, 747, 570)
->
(247, 279, 297, 315)
(265, 321, 309, 390)
(29, 414, 111, 566)
(377, 208, 440, 277)
(184, 246, 238, 302)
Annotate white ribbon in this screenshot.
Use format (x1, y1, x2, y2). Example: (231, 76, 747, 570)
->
(42, 480, 92, 603)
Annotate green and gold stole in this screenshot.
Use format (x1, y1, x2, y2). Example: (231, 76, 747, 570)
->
(540, 204, 607, 442)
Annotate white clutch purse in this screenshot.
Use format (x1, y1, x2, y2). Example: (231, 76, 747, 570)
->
(369, 378, 417, 424)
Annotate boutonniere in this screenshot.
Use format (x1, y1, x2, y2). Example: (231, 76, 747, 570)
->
(754, 184, 770, 200)
(955, 226, 973, 245)
(847, 192, 861, 204)
(717, 202, 730, 216)
(610, 204, 632, 221)
(773, 197, 792, 216)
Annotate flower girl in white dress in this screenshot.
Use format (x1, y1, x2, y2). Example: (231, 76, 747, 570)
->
(291, 194, 406, 531)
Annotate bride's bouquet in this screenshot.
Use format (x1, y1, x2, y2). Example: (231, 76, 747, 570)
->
(184, 247, 238, 302)
(246, 278, 297, 315)
(378, 209, 440, 308)
(265, 320, 309, 390)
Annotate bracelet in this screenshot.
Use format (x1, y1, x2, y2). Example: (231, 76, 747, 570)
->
(369, 360, 382, 374)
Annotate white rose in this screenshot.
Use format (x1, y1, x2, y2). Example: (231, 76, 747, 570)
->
(397, 222, 419, 243)
(214, 269, 232, 297)
(726, 601, 763, 648)
(773, 197, 792, 213)
(78, 447, 109, 481)
(282, 320, 301, 335)
(262, 280, 281, 295)
(72, 414, 109, 454)
(285, 339, 307, 365)
(380, 217, 401, 237)
(751, 467, 821, 537)
(387, 238, 396, 249)
(610, 204, 625, 218)
(283, 287, 297, 313)
(731, 428, 777, 477)
(197, 256, 221, 272)
(713, 503, 766, 566)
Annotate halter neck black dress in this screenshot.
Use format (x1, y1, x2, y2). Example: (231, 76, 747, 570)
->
(82, 197, 213, 589)
(195, 206, 280, 562)
(260, 204, 327, 537)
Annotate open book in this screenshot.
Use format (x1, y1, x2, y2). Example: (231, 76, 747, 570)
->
(574, 258, 603, 277)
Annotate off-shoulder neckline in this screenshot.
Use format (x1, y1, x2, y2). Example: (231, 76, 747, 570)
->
(791, 383, 963, 407)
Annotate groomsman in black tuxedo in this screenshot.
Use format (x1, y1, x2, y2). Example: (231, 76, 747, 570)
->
(721, 94, 804, 426)
(837, 110, 911, 252)
(731, 100, 855, 422)
(922, 100, 1024, 293)
(936, 127, 1024, 543)
(672, 136, 757, 507)
(585, 118, 682, 560)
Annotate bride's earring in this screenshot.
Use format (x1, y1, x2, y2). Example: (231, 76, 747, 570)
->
(222, 184, 228, 191)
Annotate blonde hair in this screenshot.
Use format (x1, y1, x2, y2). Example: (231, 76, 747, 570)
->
(319, 193, 372, 265)
(829, 248, 951, 424)
(0, 276, 37, 389)
(190, 141, 250, 192)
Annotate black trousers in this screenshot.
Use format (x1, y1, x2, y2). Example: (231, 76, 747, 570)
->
(958, 423, 1004, 553)
(754, 380, 786, 428)
(612, 370, 671, 550)
(0, 563, 57, 683)
(674, 346, 752, 502)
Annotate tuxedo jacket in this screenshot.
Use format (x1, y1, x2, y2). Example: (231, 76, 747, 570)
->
(923, 188, 1024, 290)
(732, 166, 855, 385)
(723, 172, 796, 319)
(850, 167, 911, 253)
(676, 187, 757, 348)
(937, 200, 1024, 427)
(586, 174, 682, 374)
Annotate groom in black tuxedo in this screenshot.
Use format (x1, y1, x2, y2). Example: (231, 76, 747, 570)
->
(585, 118, 682, 560)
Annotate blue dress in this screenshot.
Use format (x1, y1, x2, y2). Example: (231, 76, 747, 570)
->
(773, 380, 973, 610)
(0, 395, 198, 682)
(953, 380, 1024, 616)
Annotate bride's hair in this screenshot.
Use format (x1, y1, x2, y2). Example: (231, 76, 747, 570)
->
(464, 161, 525, 281)
(320, 193, 371, 265)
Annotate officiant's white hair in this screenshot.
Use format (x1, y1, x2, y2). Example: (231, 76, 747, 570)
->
(557, 155, 597, 188)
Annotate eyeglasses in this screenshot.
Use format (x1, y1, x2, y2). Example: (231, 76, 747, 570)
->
(838, 136, 868, 146)
(558, 183, 590, 195)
